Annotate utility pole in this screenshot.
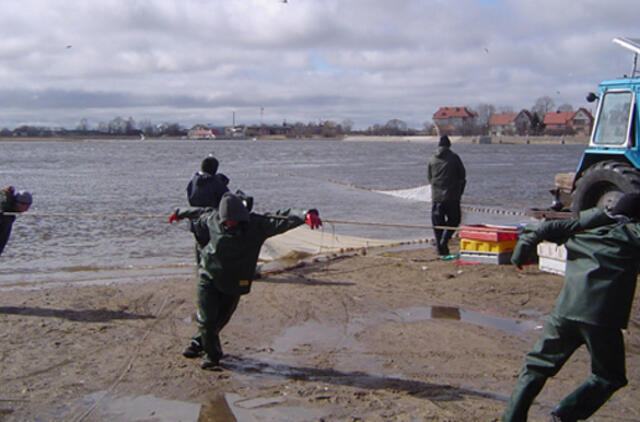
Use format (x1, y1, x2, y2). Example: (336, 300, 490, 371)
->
(260, 107, 264, 138)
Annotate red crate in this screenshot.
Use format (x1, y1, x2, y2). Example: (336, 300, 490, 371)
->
(459, 225, 519, 242)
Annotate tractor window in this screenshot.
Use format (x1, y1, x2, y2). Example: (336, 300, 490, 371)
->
(592, 91, 633, 145)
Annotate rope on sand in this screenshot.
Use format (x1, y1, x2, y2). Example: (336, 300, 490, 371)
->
(72, 295, 170, 422)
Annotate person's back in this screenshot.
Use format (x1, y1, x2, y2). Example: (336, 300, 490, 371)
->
(428, 145, 465, 202)
(427, 135, 466, 256)
(553, 209, 640, 328)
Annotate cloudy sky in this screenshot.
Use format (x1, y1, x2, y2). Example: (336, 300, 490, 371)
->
(0, 0, 638, 130)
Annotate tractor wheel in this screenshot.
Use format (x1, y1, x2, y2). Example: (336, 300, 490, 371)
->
(571, 160, 640, 216)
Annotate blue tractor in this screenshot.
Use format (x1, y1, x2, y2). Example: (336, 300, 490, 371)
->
(557, 37, 640, 216)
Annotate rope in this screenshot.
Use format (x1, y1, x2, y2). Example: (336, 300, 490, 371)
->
(72, 295, 170, 422)
(4, 211, 522, 233)
(3, 211, 166, 219)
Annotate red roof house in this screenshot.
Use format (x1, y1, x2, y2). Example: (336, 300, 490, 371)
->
(433, 107, 477, 135)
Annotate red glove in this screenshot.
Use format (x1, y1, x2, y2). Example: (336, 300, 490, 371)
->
(305, 210, 322, 230)
(169, 212, 181, 224)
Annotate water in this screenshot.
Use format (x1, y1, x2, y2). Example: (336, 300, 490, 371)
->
(0, 139, 586, 286)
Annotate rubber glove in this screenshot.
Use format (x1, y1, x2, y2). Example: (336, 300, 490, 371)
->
(305, 210, 322, 230)
(169, 212, 181, 224)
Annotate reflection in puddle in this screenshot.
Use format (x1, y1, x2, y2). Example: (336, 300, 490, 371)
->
(80, 391, 323, 422)
(395, 306, 542, 333)
(82, 391, 200, 421)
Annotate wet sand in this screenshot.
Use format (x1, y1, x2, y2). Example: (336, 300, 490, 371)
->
(0, 243, 638, 421)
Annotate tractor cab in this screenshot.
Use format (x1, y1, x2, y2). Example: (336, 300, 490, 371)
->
(548, 38, 640, 217)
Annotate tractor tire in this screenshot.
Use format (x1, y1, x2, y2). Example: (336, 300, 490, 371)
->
(571, 160, 640, 216)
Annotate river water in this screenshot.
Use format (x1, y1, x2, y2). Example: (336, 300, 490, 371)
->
(0, 139, 586, 287)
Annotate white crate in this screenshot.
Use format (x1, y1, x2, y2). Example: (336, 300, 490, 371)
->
(537, 242, 567, 260)
(537, 242, 567, 275)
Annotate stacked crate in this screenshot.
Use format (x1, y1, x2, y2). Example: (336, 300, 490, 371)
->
(537, 241, 567, 275)
(458, 225, 519, 264)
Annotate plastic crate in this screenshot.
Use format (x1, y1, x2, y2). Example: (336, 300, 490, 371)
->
(537, 242, 567, 260)
(537, 242, 567, 275)
(538, 256, 566, 275)
(458, 251, 512, 265)
(460, 238, 518, 253)
(459, 225, 519, 242)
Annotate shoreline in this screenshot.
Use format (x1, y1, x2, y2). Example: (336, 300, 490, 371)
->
(1, 135, 589, 144)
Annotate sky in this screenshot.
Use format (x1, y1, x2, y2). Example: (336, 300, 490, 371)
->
(0, 0, 638, 130)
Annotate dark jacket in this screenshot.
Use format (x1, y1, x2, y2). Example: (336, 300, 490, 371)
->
(175, 206, 308, 295)
(512, 208, 640, 328)
(0, 189, 17, 256)
(427, 147, 466, 202)
(186, 172, 229, 208)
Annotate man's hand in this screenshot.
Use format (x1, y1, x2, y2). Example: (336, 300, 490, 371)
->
(169, 212, 181, 224)
(305, 210, 322, 230)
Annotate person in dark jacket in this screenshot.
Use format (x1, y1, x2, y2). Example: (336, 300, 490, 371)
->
(0, 186, 32, 256)
(170, 192, 322, 369)
(427, 135, 466, 255)
(186, 154, 230, 209)
(502, 193, 640, 422)
(181, 154, 235, 358)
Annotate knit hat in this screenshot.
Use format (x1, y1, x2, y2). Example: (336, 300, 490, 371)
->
(201, 154, 219, 175)
(219, 192, 249, 223)
(14, 190, 32, 205)
(610, 192, 640, 220)
(438, 135, 451, 147)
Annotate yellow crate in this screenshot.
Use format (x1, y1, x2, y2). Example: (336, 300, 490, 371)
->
(460, 238, 518, 253)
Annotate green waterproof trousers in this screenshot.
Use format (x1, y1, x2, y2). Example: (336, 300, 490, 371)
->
(197, 273, 240, 364)
(502, 315, 627, 422)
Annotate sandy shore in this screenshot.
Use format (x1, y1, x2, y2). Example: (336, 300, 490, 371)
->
(1, 243, 638, 421)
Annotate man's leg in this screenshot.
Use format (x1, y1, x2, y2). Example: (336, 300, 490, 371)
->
(197, 275, 225, 366)
(431, 202, 447, 255)
(551, 323, 627, 421)
(440, 200, 461, 252)
(183, 242, 205, 358)
(502, 317, 581, 422)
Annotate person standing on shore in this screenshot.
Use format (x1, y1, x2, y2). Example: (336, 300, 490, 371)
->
(427, 135, 466, 256)
(502, 193, 640, 422)
(0, 186, 32, 256)
(186, 154, 229, 210)
(180, 154, 232, 359)
(170, 192, 322, 369)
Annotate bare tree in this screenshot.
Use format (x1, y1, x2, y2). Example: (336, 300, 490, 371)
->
(557, 103, 574, 112)
(76, 118, 89, 131)
(473, 103, 496, 135)
(532, 96, 555, 119)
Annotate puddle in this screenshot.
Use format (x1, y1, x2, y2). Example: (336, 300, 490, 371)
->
(76, 391, 324, 422)
(200, 393, 324, 422)
(394, 306, 542, 333)
(80, 391, 200, 421)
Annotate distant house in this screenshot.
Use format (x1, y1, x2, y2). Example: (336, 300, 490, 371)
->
(433, 106, 476, 135)
(187, 128, 218, 139)
(543, 108, 593, 136)
(488, 110, 532, 136)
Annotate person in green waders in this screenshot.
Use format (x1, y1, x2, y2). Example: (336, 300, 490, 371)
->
(0, 186, 32, 257)
(170, 192, 322, 369)
(502, 192, 640, 422)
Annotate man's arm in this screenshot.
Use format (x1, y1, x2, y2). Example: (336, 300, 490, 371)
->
(511, 208, 614, 267)
(258, 208, 320, 238)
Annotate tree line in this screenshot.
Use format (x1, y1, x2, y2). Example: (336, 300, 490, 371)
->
(0, 95, 577, 138)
